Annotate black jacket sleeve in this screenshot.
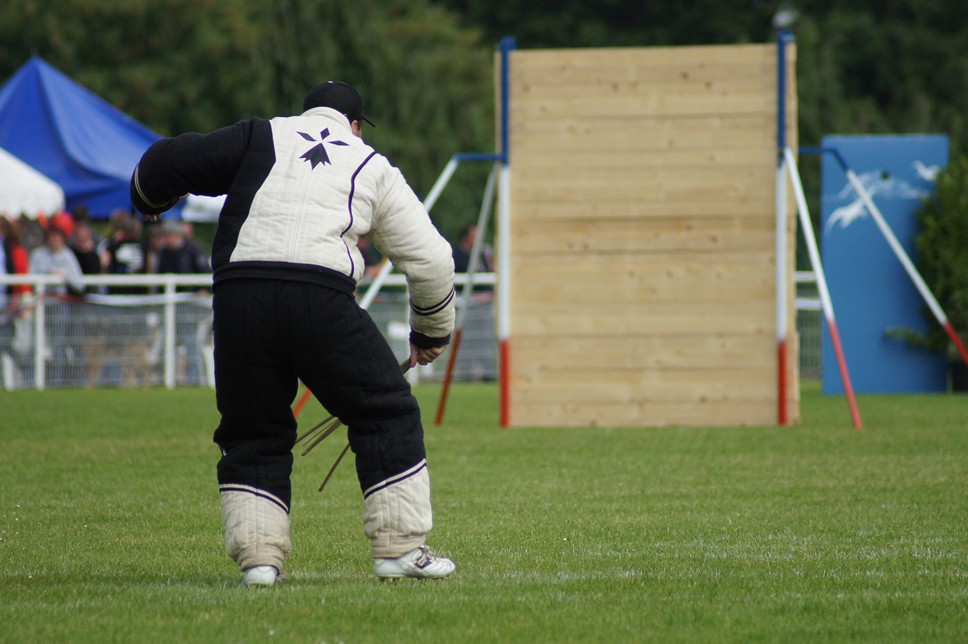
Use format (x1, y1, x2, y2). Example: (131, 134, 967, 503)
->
(129, 120, 254, 216)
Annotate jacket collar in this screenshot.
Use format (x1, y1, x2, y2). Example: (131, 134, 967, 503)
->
(300, 107, 352, 131)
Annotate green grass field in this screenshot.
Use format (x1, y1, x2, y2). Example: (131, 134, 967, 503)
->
(0, 382, 965, 643)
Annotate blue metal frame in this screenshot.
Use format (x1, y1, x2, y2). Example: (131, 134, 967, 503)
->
(776, 28, 794, 155)
(445, 37, 515, 169)
(498, 36, 516, 166)
(453, 152, 501, 163)
(799, 145, 849, 171)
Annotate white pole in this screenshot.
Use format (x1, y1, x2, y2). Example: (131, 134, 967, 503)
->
(843, 167, 968, 365)
(775, 157, 789, 425)
(785, 148, 862, 428)
(164, 277, 177, 389)
(785, 149, 835, 322)
(497, 163, 512, 426)
(357, 258, 393, 311)
(497, 166, 511, 341)
(845, 170, 944, 325)
(434, 163, 498, 425)
(456, 164, 498, 328)
(423, 156, 460, 214)
(34, 286, 45, 390)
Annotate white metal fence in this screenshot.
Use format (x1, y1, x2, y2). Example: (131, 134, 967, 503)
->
(795, 271, 822, 378)
(1, 271, 820, 390)
(0, 273, 498, 390)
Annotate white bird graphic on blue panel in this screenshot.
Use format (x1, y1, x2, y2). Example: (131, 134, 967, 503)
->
(826, 194, 873, 233)
(913, 160, 941, 182)
(825, 166, 937, 234)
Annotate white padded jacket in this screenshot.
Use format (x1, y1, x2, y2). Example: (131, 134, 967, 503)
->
(130, 108, 455, 344)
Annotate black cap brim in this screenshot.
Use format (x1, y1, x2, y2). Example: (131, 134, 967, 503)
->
(303, 81, 375, 127)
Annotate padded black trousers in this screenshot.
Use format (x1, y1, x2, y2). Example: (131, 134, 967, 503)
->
(211, 279, 426, 511)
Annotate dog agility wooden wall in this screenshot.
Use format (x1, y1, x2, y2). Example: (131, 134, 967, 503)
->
(503, 43, 798, 427)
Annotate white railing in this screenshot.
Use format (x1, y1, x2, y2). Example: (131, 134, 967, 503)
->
(0, 272, 497, 390)
(794, 270, 820, 311)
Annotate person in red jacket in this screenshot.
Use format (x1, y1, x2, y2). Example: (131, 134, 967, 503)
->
(1, 215, 32, 377)
(1, 215, 30, 314)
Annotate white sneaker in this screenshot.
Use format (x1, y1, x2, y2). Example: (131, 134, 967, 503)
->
(241, 565, 279, 587)
(374, 546, 456, 581)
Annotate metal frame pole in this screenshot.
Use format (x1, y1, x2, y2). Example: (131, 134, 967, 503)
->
(785, 148, 862, 428)
(774, 28, 795, 425)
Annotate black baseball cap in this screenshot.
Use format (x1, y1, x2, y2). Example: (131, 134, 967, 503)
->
(303, 81, 375, 126)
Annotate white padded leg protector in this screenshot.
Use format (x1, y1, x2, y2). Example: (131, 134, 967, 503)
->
(219, 487, 291, 572)
(363, 460, 433, 559)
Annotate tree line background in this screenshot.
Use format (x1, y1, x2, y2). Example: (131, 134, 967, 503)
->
(0, 0, 965, 248)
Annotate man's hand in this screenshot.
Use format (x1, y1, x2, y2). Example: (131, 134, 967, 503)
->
(410, 344, 446, 368)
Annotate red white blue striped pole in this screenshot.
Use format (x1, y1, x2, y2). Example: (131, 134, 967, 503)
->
(497, 36, 515, 427)
(775, 29, 794, 425)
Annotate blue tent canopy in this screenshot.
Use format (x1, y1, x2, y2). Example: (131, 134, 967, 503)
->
(0, 56, 182, 219)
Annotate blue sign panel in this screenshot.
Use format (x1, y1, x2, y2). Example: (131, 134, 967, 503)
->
(820, 134, 948, 394)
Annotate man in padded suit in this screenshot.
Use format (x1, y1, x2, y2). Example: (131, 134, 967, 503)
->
(129, 81, 456, 586)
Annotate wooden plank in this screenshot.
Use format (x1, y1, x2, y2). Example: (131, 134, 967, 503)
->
(512, 43, 773, 63)
(509, 375, 776, 404)
(509, 296, 776, 313)
(511, 271, 774, 305)
(512, 282, 775, 307)
(507, 305, 774, 336)
(512, 333, 775, 371)
(511, 92, 776, 119)
(514, 213, 775, 233)
(510, 120, 774, 153)
(514, 111, 775, 134)
(510, 45, 775, 82)
(510, 198, 772, 220)
(511, 217, 774, 254)
(512, 75, 773, 103)
(511, 253, 774, 287)
(514, 230, 776, 255)
(511, 356, 774, 376)
(507, 399, 777, 428)
(510, 174, 774, 204)
(510, 248, 773, 267)
(512, 165, 774, 193)
(511, 152, 774, 184)
(511, 288, 775, 310)
(512, 144, 775, 173)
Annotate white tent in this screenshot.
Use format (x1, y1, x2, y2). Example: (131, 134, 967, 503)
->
(182, 194, 224, 223)
(0, 146, 65, 217)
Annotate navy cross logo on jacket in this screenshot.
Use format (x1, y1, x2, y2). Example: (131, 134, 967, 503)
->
(298, 128, 349, 169)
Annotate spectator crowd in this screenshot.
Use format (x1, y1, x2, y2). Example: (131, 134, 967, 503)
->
(0, 206, 211, 388)
(0, 205, 211, 296)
